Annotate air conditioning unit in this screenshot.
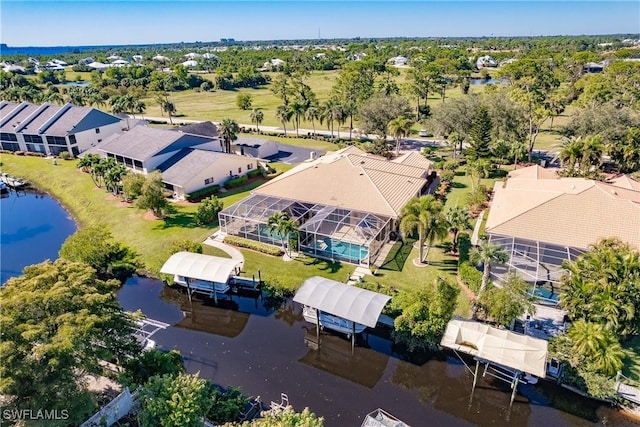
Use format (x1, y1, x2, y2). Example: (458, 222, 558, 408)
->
(310, 151, 317, 160)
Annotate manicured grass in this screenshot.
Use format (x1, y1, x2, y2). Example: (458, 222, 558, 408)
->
(622, 336, 640, 382)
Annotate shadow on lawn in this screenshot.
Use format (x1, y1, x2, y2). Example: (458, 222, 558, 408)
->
(154, 211, 200, 229)
(379, 238, 415, 272)
(451, 181, 467, 189)
(301, 257, 344, 274)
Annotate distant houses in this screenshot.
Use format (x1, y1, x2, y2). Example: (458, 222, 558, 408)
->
(476, 55, 498, 69)
(388, 55, 408, 66)
(0, 101, 121, 157)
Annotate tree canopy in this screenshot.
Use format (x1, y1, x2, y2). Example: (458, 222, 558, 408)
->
(0, 259, 140, 425)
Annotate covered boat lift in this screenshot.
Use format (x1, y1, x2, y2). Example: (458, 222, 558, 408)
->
(293, 276, 391, 351)
(160, 251, 243, 303)
(441, 319, 548, 406)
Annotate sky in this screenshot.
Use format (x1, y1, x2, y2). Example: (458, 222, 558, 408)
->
(1, 1, 639, 47)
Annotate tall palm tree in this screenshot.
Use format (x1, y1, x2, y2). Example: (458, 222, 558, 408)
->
(304, 103, 320, 136)
(290, 101, 306, 137)
(557, 136, 583, 174)
(388, 116, 415, 157)
(469, 240, 509, 316)
(133, 99, 146, 120)
(444, 205, 471, 253)
(275, 105, 292, 136)
(320, 99, 337, 138)
(250, 108, 264, 132)
(104, 164, 128, 195)
(218, 118, 240, 154)
(400, 195, 446, 264)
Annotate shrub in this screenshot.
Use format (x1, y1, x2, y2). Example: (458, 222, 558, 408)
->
(224, 175, 248, 189)
(26, 152, 46, 157)
(466, 185, 490, 211)
(121, 349, 185, 388)
(195, 196, 223, 225)
(457, 233, 471, 264)
(59, 151, 72, 160)
(223, 235, 283, 256)
(14, 151, 24, 156)
(458, 261, 483, 294)
(247, 168, 262, 178)
(185, 185, 220, 202)
(439, 170, 455, 184)
(170, 239, 203, 254)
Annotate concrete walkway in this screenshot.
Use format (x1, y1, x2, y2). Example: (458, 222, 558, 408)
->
(203, 231, 245, 266)
(471, 209, 486, 246)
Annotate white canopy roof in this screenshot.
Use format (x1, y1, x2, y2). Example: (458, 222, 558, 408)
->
(293, 276, 391, 328)
(160, 252, 241, 284)
(441, 319, 548, 378)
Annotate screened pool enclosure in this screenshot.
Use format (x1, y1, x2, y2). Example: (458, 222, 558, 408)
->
(219, 194, 393, 266)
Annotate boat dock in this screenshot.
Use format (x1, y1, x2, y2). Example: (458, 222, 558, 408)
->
(616, 372, 640, 405)
(0, 173, 28, 189)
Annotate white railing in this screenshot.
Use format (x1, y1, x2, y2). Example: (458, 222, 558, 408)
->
(81, 387, 138, 427)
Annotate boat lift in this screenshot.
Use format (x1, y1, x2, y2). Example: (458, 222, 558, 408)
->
(441, 319, 548, 407)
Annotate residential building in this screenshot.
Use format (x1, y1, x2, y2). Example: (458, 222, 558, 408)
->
(476, 55, 498, 69)
(0, 101, 122, 157)
(219, 146, 434, 267)
(231, 136, 278, 159)
(485, 166, 640, 303)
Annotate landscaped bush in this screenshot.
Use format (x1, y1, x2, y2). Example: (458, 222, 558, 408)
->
(185, 185, 220, 202)
(224, 175, 248, 189)
(223, 235, 283, 256)
(170, 239, 203, 254)
(458, 261, 483, 294)
(25, 152, 46, 157)
(439, 170, 455, 184)
(247, 168, 262, 178)
(59, 151, 72, 160)
(14, 151, 25, 156)
(457, 233, 471, 264)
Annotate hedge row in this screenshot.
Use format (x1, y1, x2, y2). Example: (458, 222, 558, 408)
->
(224, 175, 248, 189)
(458, 261, 483, 294)
(186, 185, 220, 202)
(223, 235, 283, 256)
(11, 151, 47, 157)
(247, 169, 262, 178)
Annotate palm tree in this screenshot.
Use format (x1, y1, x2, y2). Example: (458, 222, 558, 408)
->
(400, 195, 446, 264)
(509, 140, 528, 167)
(275, 105, 292, 136)
(444, 205, 471, 253)
(465, 159, 491, 191)
(557, 136, 583, 174)
(388, 116, 415, 157)
(250, 108, 264, 132)
(568, 320, 625, 376)
(162, 100, 176, 125)
(267, 212, 298, 256)
(218, 118, 240, 154)
(320, 99, 337, 138)
(469, 240, 509, 316)
(104, 164, 128, 195)
(290, 101, 306, 137)
(133, 99, 146, 120)
(579, 135, 604, 174)
(304, 103, 320, 136)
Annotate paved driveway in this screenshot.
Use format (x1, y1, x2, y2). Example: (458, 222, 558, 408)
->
(266, 143, 325, 164)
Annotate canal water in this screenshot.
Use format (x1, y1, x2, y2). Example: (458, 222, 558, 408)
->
(0, 188, 76, 284)
(118, 278, 638, 427)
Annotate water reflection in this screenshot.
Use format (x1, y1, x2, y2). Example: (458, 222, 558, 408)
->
(301, 329, 389, 389)
(117, 278, 636, 427)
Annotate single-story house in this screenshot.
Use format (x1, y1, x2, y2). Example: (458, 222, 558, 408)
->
(182, 60, 198, 68)
(231, 136, 278, 158)
(584, 61, 606, 73)
(485, 166, 640, 303)
(87, 61, 110, 71)
(158, 148, 261, 199)
(0, 101, 122, 157)
(388, 56, 408, 66)
(98, 125, 221, 174)
(152, 55, 170, 62)
(219, 146, 434, 267)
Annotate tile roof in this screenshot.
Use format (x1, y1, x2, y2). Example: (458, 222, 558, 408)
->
(253, 146, 427, 218)
(486, 166, 640, 250)
(392, 151, 433, 170)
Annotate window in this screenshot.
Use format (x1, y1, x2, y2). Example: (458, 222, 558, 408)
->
(204, 177, 215, 185)
(69, 135, 77, 145)
(247, 163, 253, 170)
(0, 133, 17, 142)
(46, 136, 66, 145)
(238, 167, 242, 173)
(24, 134, 43, 144)
(229, 171, 232, 176)
(95, 128, 100, 134)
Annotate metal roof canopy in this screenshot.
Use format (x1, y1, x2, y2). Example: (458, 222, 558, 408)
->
(160, 252, 242, 284)
(441, 319, 548, 378)
(293, 276, 391, 328)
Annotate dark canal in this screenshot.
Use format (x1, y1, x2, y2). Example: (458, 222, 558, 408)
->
(0, 188, 76, 284)
(2, 185, 637, 426)
(119, 278, 638, 427)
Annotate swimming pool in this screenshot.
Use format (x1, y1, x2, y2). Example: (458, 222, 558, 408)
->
(304, 238, 369, 264)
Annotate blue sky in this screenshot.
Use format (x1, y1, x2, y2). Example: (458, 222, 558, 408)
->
(1, 1, 639, 46)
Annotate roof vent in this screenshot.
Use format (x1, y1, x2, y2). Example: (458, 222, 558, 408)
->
(611, 189, 617, 195)
(360, 160, 366, 164)
(571, 184, 575, 189)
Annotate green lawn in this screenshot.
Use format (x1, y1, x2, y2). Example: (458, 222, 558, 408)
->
(622, 336, 640, 382)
